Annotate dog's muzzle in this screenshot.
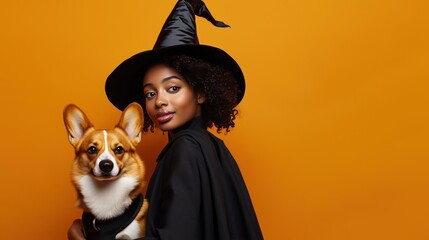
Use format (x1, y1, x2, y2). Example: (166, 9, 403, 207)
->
(99, 159, 114, 175)
(92, 159, 120, 179)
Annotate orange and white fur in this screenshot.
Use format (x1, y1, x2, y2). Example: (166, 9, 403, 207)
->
(63, 102, 148, 239)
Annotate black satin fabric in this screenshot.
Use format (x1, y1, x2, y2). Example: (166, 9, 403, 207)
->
(154, 0, 229, 49)
(142, 117, 263, 240)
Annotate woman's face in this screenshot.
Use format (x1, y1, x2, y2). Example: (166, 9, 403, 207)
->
(142, 64, 205, 132)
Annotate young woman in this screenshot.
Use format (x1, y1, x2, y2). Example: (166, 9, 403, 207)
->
(68, 0, 263, 239)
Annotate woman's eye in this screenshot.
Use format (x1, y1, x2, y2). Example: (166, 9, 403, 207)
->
(114, 146, 124, 155)
(168, 86, 180, 92)
(144, 92, 156, 99)
(87, 146, 98, 155)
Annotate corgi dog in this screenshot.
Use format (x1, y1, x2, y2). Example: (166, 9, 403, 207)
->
(63, 102, 148, 240)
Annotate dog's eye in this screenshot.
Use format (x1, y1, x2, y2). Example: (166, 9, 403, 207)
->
(87, 146, 98, 155)
(114, 146, 124, 155)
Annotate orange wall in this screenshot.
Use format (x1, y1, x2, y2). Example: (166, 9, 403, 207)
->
(1, 0, 429, 239)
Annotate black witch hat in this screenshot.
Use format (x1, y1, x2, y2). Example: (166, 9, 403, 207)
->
(105, 0, 245, 111)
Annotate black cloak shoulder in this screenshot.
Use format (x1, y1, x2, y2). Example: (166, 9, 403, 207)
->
(143, 117, 263, 240)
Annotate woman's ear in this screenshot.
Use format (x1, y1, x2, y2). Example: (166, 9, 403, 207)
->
(197, 93, 206, 104)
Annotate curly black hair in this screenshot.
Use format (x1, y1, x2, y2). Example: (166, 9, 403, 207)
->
(139, 54, 240, 134)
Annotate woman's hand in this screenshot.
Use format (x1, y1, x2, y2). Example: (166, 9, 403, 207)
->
(67, 219, 85, 240)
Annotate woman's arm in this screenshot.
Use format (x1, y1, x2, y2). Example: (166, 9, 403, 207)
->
(67, 219, 85, 240)
(145, 136, 203, 239)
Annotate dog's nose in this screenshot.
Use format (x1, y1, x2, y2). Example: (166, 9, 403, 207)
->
(99, 159, 114, 174)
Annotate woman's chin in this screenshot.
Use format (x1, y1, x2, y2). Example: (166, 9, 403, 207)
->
(156, 122, 174, 132)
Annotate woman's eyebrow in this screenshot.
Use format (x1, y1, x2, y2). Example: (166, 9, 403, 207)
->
(143, 75, 182, 89)
(162, 75, 182, 83)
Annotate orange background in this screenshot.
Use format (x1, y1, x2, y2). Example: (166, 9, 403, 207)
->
(1, 0, 429, 239)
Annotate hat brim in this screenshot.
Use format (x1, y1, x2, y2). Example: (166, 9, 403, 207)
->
(105, 45, 245, 111)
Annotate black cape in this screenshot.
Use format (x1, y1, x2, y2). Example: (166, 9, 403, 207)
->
(143, 117, 263, 240)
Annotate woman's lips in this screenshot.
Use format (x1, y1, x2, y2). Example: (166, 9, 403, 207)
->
(156, 112, 174, 123)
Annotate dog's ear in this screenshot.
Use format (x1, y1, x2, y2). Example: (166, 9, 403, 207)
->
(117, 102, 144, 145)
(63, 104, 93, 147)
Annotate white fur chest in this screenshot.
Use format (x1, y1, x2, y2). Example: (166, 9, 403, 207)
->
(78, 175, 142, 238)
(77, 175, 138, 220)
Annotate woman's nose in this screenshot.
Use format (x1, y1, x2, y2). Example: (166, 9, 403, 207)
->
(155, 94, 167, 107)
